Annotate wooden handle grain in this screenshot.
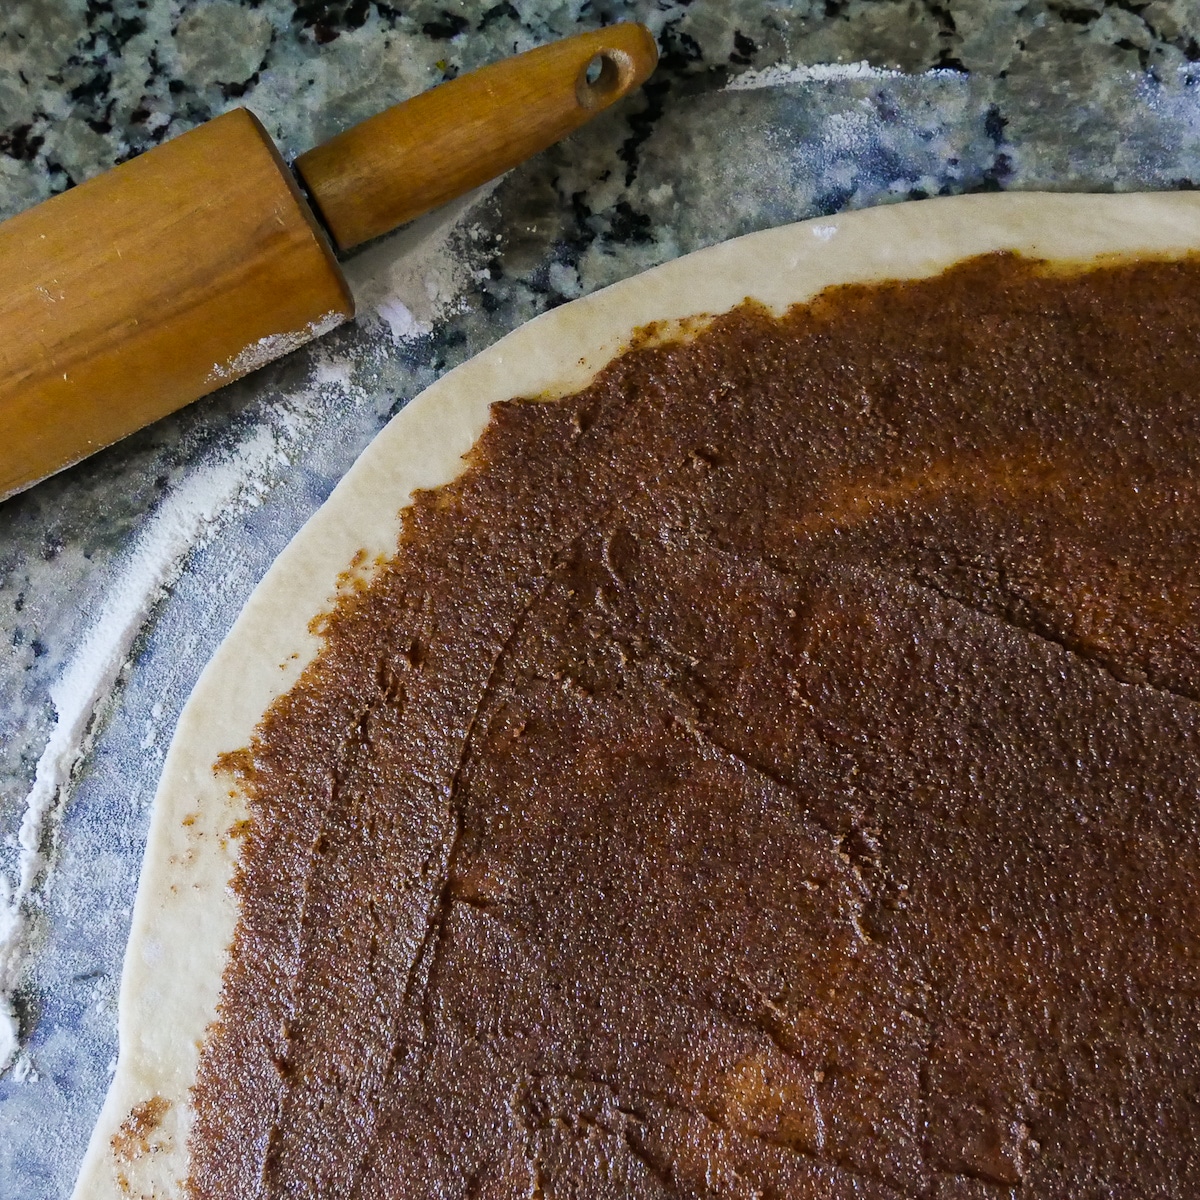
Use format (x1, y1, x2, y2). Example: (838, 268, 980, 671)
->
(295, 24, 659, 253)
(0, 108, 352, 501)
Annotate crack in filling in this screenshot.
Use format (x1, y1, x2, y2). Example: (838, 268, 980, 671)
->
(193, 252, 1200, 1199)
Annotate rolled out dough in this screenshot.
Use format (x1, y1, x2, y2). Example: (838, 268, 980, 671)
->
(71, 191, 1200, 1197)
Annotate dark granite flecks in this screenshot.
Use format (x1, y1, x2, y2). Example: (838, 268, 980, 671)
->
(3, 2, 1200, 1196)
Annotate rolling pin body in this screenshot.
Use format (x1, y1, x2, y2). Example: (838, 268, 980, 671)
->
(0, 109, 351, 501)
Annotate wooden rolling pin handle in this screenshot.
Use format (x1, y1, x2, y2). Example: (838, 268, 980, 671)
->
(295, 23, 659, 253)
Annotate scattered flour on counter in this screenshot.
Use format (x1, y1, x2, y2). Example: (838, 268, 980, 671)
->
(0, 366, 363, 1076)
(726, 61, 964, 90)
(344, 180, 500, 343)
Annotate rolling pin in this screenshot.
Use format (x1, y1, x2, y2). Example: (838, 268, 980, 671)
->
(0, 24, 657, 502)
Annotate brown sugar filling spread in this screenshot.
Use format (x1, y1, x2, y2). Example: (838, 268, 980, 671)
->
(189, 253, 1200, 1199)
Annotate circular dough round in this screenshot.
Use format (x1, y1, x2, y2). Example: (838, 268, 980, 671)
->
(72, 189, 1200, 1197)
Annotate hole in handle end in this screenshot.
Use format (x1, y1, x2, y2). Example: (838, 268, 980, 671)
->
(576, 50, 637, 110)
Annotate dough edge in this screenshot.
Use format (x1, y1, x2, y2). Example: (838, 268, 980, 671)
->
(71, 190, 1200, 1197)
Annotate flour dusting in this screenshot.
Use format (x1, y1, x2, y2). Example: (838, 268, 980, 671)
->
(726, 60, 964, 90)
(344, 181, 500, 343)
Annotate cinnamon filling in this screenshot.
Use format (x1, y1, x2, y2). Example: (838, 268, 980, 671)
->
(190, 253, 1200, 1198)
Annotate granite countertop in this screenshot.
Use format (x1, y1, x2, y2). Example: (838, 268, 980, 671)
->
(2, 0, 1199, 1193)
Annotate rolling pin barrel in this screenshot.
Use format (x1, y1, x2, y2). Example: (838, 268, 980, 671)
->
(0, 108, 353, 502)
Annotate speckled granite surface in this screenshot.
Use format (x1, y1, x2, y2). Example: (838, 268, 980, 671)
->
(2, 1, 1200, 1194)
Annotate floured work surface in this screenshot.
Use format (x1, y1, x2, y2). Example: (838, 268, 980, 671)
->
(74, 194, 1200, 1199)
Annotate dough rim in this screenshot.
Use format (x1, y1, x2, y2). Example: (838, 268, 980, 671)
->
(71, 190, 1200, 1197)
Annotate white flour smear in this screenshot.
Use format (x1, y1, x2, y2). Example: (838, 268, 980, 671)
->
(344, 180, 500, 342)
(726, 61, 964, 90)
(0, 369, 360, 1075)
